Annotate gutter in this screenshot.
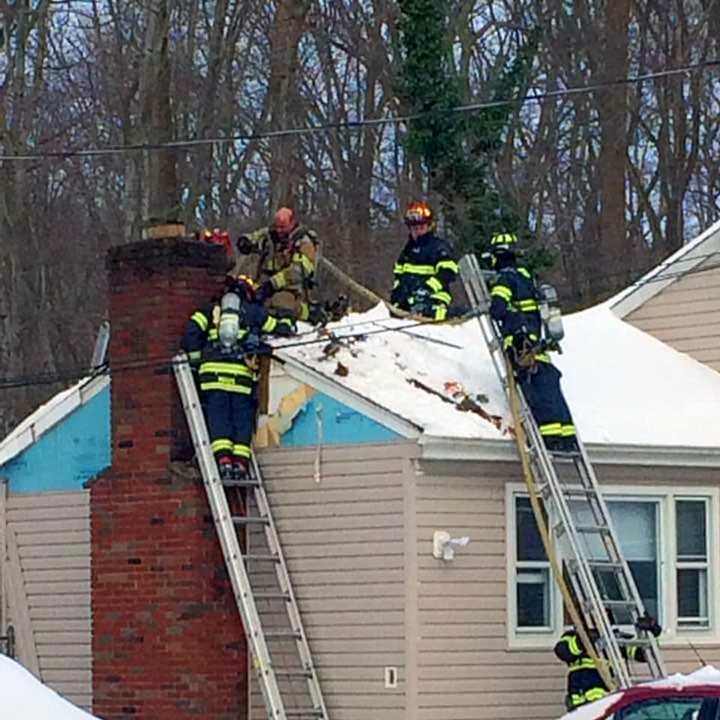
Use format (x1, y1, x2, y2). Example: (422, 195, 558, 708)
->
(418, 435, 720, 468)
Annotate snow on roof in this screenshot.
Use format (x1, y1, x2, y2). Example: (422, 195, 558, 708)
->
(277, 302, 720, 451)
(559, 665, 720, 720)
(609, 218, 720, 318)
(1, 655, 99, 719)
(0, 374, 109, 468)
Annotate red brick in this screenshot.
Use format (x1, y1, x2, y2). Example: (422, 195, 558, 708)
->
(92, 239, 245, 720)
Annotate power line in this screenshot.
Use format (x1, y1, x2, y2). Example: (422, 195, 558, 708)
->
(1, 59, 718, 162)
(0, 248, 718, 395)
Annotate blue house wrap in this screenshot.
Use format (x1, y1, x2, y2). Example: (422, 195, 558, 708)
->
(281, 392, 400, 447)
(0, 378, 111, 494)
(0, 376, 398, 494)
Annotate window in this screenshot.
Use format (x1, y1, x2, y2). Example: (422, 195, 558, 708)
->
(515, 497, 552, 629)
(676, 499, 709, 629)
(507, 485, 717, 645)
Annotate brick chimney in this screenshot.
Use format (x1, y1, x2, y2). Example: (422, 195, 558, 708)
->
(89, 236, 248, 720)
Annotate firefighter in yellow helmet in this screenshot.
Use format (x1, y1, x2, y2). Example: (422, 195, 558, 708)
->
(391, 201, 458, 320)
(235, 207, 320, 323)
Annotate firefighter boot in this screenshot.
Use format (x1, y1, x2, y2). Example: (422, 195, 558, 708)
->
(232, 458, 249, 481)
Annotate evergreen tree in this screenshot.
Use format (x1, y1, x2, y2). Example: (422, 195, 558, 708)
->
(398, 0, 537, 255)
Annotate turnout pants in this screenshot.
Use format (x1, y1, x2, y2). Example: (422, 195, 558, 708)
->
(204, 390, 256, 465)
(518, 361, 575, 442)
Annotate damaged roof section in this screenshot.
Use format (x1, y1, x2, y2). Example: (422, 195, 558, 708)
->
(275, 302, 720, 452)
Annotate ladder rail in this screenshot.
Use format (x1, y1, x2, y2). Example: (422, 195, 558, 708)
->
(174, 354, 288, 718)
(249, 453, 330, 720)
(174, 354, 330, 719)
(458, 254, 666, 685)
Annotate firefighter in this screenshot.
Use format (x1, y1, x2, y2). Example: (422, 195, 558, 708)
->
(487, 232, 576, 452)
(235, 207, 321, 323)
(391, 200, 458, 320)
(180, 274, 296, 481)
(555, 615, 661, 710)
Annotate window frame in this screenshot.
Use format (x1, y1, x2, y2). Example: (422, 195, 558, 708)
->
(505, 483, 719, 649)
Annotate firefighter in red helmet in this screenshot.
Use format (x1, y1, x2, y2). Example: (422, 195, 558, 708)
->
(235, 207, 320, 323)
(391, 201, 458, 320)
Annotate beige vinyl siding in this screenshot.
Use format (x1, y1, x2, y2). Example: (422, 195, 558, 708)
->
(413, 459, 720, 720)
(5, 491, 92, 710)
(250, 442, 416, 720)
(414, 460, 559, 720)
(626, 257, 720, 371)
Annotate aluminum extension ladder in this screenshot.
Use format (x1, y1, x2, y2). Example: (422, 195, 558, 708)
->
(174, 353, 329, 720)
(459, 254, 665, 688)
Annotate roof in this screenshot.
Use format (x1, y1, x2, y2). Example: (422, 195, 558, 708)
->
(0, 374, 109, 469)
(609, 218, 720, 318)
(276, 302, 720, 465)
(559, 665, 720, 720)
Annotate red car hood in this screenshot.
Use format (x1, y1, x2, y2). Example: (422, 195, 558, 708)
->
(559, 666, 720, 720)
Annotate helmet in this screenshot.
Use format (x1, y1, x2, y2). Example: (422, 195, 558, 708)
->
(272, 207, 298, 236)
(201, 227, 233, 257)
(231, 274, 258, 302)
(404, 201, 434, 227)
(490, 232, 518, 251)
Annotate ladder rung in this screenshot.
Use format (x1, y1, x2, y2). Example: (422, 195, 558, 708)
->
(576, 524, 610, 535)
(588, 560, 623, 570)
(615, 636, 652, 647)
(242, 554, 279, 563)
(274, 669, 313, 679)
(265, 630, 302, 640)
(232, 515, 269, 525)
(254, 592, 290, 601)
(222, 479, 260, 488)
(602, 599, 637, 607)
(284, 711, 324, 719)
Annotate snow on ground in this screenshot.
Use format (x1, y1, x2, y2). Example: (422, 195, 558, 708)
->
(1, 655, 99, 719)
(558, 665, 720, 719)
(277, 302, 720, 448)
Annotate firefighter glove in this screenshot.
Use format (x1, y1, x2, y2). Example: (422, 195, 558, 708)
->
(307, 302, 329, 326)
(635, 614, 662, 638)
(274, 318, 296, 337)
(236, 234, 254, 255)
(256, 280, 274, 304)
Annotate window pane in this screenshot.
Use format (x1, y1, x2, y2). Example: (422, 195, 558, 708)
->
(516, 497, 546, 562)
(677, 568, 708, 626)
(676, 501, 707, 560)
(608, 501, 659, 620)
(517, 568, 550, 627)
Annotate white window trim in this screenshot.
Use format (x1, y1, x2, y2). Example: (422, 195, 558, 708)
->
(505, 482, 720, 650)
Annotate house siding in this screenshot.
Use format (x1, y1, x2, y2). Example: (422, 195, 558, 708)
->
(251, 442, 417, 720)
(412, 459, 720, 720)
(626, 257, 720, 372)
(4, 490, 92, 710)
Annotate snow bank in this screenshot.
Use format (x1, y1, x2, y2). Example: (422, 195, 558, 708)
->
(1, 655, 99, 719)
(278, 302, 720, 448)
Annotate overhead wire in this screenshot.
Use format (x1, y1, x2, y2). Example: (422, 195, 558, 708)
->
(0, 247, 718, 394)
(0, 59, 718, 161)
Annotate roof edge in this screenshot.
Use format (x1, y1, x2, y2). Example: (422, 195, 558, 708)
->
(418, 435, 720, 468)
(0, 374, 110, 468)
(609, 218, 720, 318)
